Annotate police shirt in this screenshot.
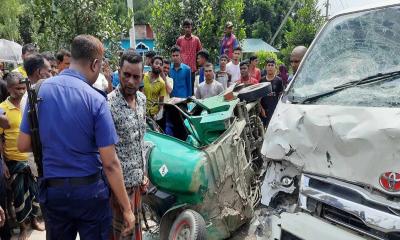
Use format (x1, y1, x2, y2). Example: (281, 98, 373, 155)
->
(20, 69, 119, 178)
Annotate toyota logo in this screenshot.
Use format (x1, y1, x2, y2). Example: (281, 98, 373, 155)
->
(379, 172, 400, 192)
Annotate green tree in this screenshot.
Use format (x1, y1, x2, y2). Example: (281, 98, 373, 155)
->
(242, 0, 292, 49)
(284, 0, 323, 47)
(198, 0, 246, 62)
(281, 0, 324, 66)
(150, 0, 200, 55)
(151, 0, 245, 61)
(0, 0, 23, 41)
(18, 0, 131, 53)
(132, 0, 152, 24)
(256, 51, 283, 69)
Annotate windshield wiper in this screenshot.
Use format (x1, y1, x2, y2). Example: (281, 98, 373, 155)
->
(296, 70, 400, 104)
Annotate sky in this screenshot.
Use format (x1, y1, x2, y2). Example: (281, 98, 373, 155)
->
(317, 0, 390, 17)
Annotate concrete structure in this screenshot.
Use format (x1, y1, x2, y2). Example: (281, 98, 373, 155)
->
(121, 24, 155, 54)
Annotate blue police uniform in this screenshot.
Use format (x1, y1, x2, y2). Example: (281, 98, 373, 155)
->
(20, 69, 119, 240)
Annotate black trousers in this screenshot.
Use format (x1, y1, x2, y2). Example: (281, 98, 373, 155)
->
(0, 164, 11, 240)
(191, 71, 196, 95)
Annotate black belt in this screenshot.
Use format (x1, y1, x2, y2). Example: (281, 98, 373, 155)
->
(45, 172, 102, 187)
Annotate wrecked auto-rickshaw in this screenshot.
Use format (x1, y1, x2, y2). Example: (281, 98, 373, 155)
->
(142, 83, 270, 239)
(260, 1, 400, 240)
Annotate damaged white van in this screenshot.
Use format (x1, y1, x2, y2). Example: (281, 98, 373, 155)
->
(261, 1, 400, 240)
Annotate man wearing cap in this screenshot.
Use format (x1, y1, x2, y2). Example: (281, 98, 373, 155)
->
(220, 21, 239, 59)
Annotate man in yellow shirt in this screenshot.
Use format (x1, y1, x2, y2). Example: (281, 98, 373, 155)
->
(143, 56, 167, 119)
(12, 43, 38, 78)
(0, 72, 44, 239)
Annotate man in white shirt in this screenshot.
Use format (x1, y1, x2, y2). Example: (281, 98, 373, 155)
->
(226, 46, 242, 84)
(195, 63, 224, 99)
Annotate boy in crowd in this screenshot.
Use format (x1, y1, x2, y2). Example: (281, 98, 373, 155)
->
(215, 54, 231, 89)
(176, 18, 202, 93)
(195, 63, 224, 99)
(238, 61, 258, 85)
(226, 46, 242, 83)
(143, 56, 167, 120)
(260, 59, 283, 126)
(249, 55, 261, 83)
(55, 49, 71, 73)
(161, 59, 174, 102)
(194, 49, 210, 93)
(196, 49, 210, 84)
(144, 50, 156, 73)
(169, 45, 192, 98)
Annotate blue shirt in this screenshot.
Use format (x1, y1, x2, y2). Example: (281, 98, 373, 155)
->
(169, 63, 192, 98)
(20, 69, 119, 178)
(111, 71, 119, 88)
(199, 67, 205, 84)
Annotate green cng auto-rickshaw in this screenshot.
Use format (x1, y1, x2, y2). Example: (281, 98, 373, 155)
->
(143, 83, 270, 239)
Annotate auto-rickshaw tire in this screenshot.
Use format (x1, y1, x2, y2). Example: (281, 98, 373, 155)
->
(168, 209, 207, 240)
(237, 82, 272, 102)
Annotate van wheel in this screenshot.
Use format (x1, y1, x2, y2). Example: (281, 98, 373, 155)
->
(237, 82, 272, 102)
(168, 210, 207, 240)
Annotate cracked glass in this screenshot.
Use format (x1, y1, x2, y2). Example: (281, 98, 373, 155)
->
(289, 5, 400, 107)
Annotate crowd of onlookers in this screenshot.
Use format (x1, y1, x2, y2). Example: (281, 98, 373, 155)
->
(0, 18, 308, 239)
(0, 19, 308, 130)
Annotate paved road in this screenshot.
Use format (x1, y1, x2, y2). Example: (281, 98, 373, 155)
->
(17, 211, 261, 240)
(12, 230, 48, 240)
(20, 228, 256, 240)
(12, 230, 77, 240)
(17, 230, 160, 239)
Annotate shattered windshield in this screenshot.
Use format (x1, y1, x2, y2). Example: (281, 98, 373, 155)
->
(289, 6, 400, 107)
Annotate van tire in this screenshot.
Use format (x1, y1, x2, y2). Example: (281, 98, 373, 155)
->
(168, 209, 207, 240)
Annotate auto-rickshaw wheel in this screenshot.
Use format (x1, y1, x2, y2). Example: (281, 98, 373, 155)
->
(168, 210, 206, 240)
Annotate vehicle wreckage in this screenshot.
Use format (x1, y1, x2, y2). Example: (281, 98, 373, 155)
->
(142, 83, 270, 239)
(259, 1, 400, 240)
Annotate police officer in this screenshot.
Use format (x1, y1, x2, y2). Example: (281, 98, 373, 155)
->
(17, 35, 135, 239)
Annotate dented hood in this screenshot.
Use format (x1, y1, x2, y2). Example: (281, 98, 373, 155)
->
(261, 102, 400, 195)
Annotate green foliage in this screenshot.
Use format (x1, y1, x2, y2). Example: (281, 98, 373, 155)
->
(18, 10, 36, 44)
(132, 0, 152, 24)
(198, 0, 246, 62)
(151, 0, 245, 61)
(242, 0, 323, 69)
(2, 0, 323, 71)
(285, 0, 323, 47)
(16, 0, 131, 58)
(242, 0, 293, 49)
(0, 0, 23, 41)
(150, 0, 199, 55)
(255, 51, 283, 69)
(281, 0, 324, 66)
